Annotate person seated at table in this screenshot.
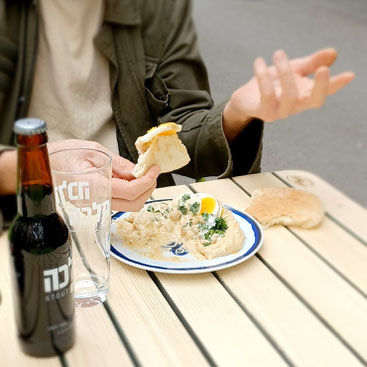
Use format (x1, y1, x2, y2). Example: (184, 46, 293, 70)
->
(0, 0, 354, 225)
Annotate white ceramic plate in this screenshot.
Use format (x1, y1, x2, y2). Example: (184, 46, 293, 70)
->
(110, 199, 263, 274)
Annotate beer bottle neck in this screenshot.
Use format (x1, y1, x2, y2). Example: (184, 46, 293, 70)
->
(17, 136, 56, 217)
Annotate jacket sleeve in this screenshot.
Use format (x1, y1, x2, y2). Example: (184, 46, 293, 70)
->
(0, 147, 17, 231)
(151, 0, 263, 180)
(0, 1, 19, 230)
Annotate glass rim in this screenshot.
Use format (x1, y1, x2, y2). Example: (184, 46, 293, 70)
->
(49, 147, 112, 175)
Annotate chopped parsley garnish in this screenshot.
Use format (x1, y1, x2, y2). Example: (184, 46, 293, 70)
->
(189, 202, 200, 215)
(201, 212, 210, 221)
(214, 217, 228, 231)
(178, 205, 188, 215)
(204, 230, 215, 241)
(182, 219, 193, 228)
(182, 194, 191, 202)
(146, 205, 161, 214)
(199, 213, 228, 246)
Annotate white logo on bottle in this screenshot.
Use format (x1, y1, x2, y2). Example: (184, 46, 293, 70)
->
(43, 257, 72, 293)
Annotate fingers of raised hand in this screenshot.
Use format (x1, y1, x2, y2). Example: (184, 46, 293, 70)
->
(327, 71, 355, 95)
(306, 66, 330, 109)
(252, 49, 354, 121)
(273, 50, 299, 119)
(291, 48, 337, 76)
(254, 50, 300, 121)
(254, 57, 277, 121)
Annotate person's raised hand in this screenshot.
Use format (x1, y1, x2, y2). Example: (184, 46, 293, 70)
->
(223, 48, 355, 141)
(48, 139, 160, 212)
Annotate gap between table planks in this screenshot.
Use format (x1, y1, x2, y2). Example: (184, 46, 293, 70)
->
(275, 170, 367, 243)
(234, 172, 367, 297)
(153, 181, 361, 366)
(56, 228, 133, 367)
(0, 230, 134, 367)
(106, 257, 211, 367)
(153, 174, 367, 366)
(185, 172, 367, 364)
(3, 170, 365, 367)
(151, 185, 289, 367)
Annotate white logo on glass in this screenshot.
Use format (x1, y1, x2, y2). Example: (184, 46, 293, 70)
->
(55, 181, 110, 226)
(56, 180, 90, 201)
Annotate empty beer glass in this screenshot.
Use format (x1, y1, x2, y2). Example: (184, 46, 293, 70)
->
(50, 148, 112, 307)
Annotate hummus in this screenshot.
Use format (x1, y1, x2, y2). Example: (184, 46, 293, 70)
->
(116, 194, 245, 260)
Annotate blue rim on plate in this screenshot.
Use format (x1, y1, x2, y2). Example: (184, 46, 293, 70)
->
(110, 199, 263, 274)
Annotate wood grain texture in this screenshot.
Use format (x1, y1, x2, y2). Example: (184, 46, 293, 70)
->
(234, 173, 367, 295)
(191, 176, 367, 361)
(2, 171, 366, 366)
(275, 170, 367, 240)
(152, 186, 288, 366)
(217, 260, 363, 367)
(64, 304, 133, 366)
(107, 258, 210, 367)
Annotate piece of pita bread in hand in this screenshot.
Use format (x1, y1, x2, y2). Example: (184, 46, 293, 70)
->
(245, 187, 324, 229)
(132, 122, 190, 178)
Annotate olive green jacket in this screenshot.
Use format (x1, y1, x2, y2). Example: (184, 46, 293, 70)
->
(0, 0, 263, 224)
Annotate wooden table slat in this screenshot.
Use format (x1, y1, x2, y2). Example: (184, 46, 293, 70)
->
(191, 178, 367, 362)
(107, 258, 210, 367)
(65, 305, 133, 367)
(2, 171, 366, 367)
(275, 170, 367, 241)
(233, 173, 367, 295)
(217, 261, 363, 367)
(61, 222, 135, 366)
(153, 271, 287, 367)
(152, 187, 288, 367)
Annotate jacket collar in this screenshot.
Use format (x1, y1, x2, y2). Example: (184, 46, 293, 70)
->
(104, 0, 141, 25)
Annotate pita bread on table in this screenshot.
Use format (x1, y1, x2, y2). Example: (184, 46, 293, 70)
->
(132, 122, 190, 178)
(245, 187, 324, 229)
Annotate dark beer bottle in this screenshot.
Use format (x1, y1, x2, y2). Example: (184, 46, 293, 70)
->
(8, 118, 75, 356)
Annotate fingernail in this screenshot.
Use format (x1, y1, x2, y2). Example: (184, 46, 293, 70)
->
(325, 47, 337, 53)
(274, 49, 286, 59)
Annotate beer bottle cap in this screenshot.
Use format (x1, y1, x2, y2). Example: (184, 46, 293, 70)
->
(13, 118, 47, 135)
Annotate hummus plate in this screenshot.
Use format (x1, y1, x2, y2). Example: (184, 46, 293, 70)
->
(110, 199, 263, 274)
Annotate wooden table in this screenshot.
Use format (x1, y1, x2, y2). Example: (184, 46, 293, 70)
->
(1, 170, 367, 367)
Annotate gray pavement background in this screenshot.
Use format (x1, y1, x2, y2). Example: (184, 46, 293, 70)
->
(189, 0, 367, 208)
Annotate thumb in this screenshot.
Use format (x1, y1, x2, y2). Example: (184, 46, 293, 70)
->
(112, 154, 136, 180)
(144, 165, 161, 180)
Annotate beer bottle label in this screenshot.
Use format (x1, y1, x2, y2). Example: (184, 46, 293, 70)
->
(15, 239, 74, 347)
